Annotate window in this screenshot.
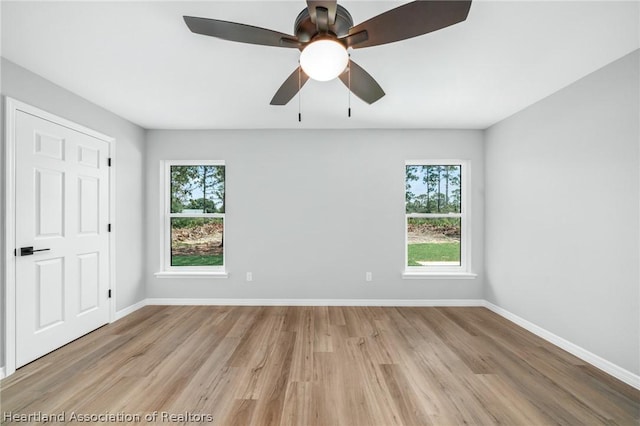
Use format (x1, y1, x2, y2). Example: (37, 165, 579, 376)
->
(159, 161, 226, 276)
(405, 161, 472, 277)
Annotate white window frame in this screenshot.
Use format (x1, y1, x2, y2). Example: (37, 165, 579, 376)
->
(403, 160, 476, 279)
(155, 160, 228, 278)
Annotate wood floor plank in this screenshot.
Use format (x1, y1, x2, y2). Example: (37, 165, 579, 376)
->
(343, 338, 403, 426)
(232, 314, 285, 400)
(473, 373, 552, 425)
(308, 353, 342, 426)
(1, 306, 638, 426)
(313, 306, 333, 353)
(280, 381, 312, 426)
(327, 306, 346, 326)
(225, 398, 257, 426)
(249, 331, 296, 426)
(379, 363, 432, 426)
(288, 307, 314, 383)
(417, 308, 495, 374)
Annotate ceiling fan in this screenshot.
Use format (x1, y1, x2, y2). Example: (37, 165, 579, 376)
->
(184, 1, 472, 106)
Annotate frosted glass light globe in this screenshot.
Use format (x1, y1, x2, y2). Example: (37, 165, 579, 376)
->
(299, 39, 348, 82)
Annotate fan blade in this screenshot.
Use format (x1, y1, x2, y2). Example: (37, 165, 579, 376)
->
(307, 1, 337, 25)
(184, 16, 299, 48)
(341, 30, 369, 48)
(347, 1, 471, 49)
(339, 60, 385, 104)
(270, 67, 310, 105)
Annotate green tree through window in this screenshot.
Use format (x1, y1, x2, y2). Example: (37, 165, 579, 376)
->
(167, 163, 225, 268)
(406, 163, 464, 269)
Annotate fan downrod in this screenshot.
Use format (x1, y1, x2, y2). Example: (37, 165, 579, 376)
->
(294, 4, 353, 43)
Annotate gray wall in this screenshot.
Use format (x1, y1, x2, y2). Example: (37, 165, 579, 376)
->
(1, 58, 147, 369)
(146, 129, 484, 300)
(485, 50, 640, 375)
(3, 48, 637, 382)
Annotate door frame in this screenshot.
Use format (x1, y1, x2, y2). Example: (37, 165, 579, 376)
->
(3, 97, 116, 377)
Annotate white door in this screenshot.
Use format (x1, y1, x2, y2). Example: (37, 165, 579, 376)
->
(15, 110, 111, 367)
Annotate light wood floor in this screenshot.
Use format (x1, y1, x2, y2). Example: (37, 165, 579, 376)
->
(1, 306, 638, 425)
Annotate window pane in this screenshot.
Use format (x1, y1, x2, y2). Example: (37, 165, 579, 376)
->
(407, 218, 461, 266)
(171, 165, 225, 213)
(406, 165, 461, 213)
(171, 218, 223, 266)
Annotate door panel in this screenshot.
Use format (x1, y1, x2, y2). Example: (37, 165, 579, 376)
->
(15, 110, 110, 367)
(78, 144, 100, 168)
(34, 131, 65, 160)
(35, 168, 65, 237)
(35, 257, 65, 330)
(78, 252, 100, 313)
(78, 176, 99, 234)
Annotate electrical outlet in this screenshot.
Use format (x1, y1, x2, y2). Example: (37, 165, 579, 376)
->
(366, 272, 372, 282)
(246, 272, 253, 282)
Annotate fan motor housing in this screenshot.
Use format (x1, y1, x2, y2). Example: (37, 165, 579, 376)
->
(294, 5, 354, 42)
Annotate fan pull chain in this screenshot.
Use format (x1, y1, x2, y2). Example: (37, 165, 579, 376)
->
(347, 57, 351, 118)
(298, 65, 302, 122)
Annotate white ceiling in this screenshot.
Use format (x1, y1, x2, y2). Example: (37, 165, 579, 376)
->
(1, 1, 638, 129)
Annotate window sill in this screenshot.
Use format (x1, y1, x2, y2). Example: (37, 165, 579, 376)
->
(154, 271, 229, 279)
(402, 271, 477, 280)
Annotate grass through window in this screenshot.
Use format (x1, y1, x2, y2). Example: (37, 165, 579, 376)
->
(407, 243, 460, 266)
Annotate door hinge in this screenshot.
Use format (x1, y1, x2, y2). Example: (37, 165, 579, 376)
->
(14, 248, 17, 257)
(108, 158, 112, 167)
(108, 289, 112, 298)
(108, 223, 112, 232)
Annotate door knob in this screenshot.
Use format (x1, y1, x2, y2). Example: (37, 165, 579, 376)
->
(20, 246, 51, 256)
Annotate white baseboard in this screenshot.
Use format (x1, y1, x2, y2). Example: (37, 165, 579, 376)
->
(483, 301, 640, 391)
(0, 366, 5, 380)
(114, 299, 148, 321)
(145, 298, 485, 307)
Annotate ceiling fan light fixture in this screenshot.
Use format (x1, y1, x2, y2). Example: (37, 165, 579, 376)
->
(185, 0, 472, 105)
(299, 39, 348, 82)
